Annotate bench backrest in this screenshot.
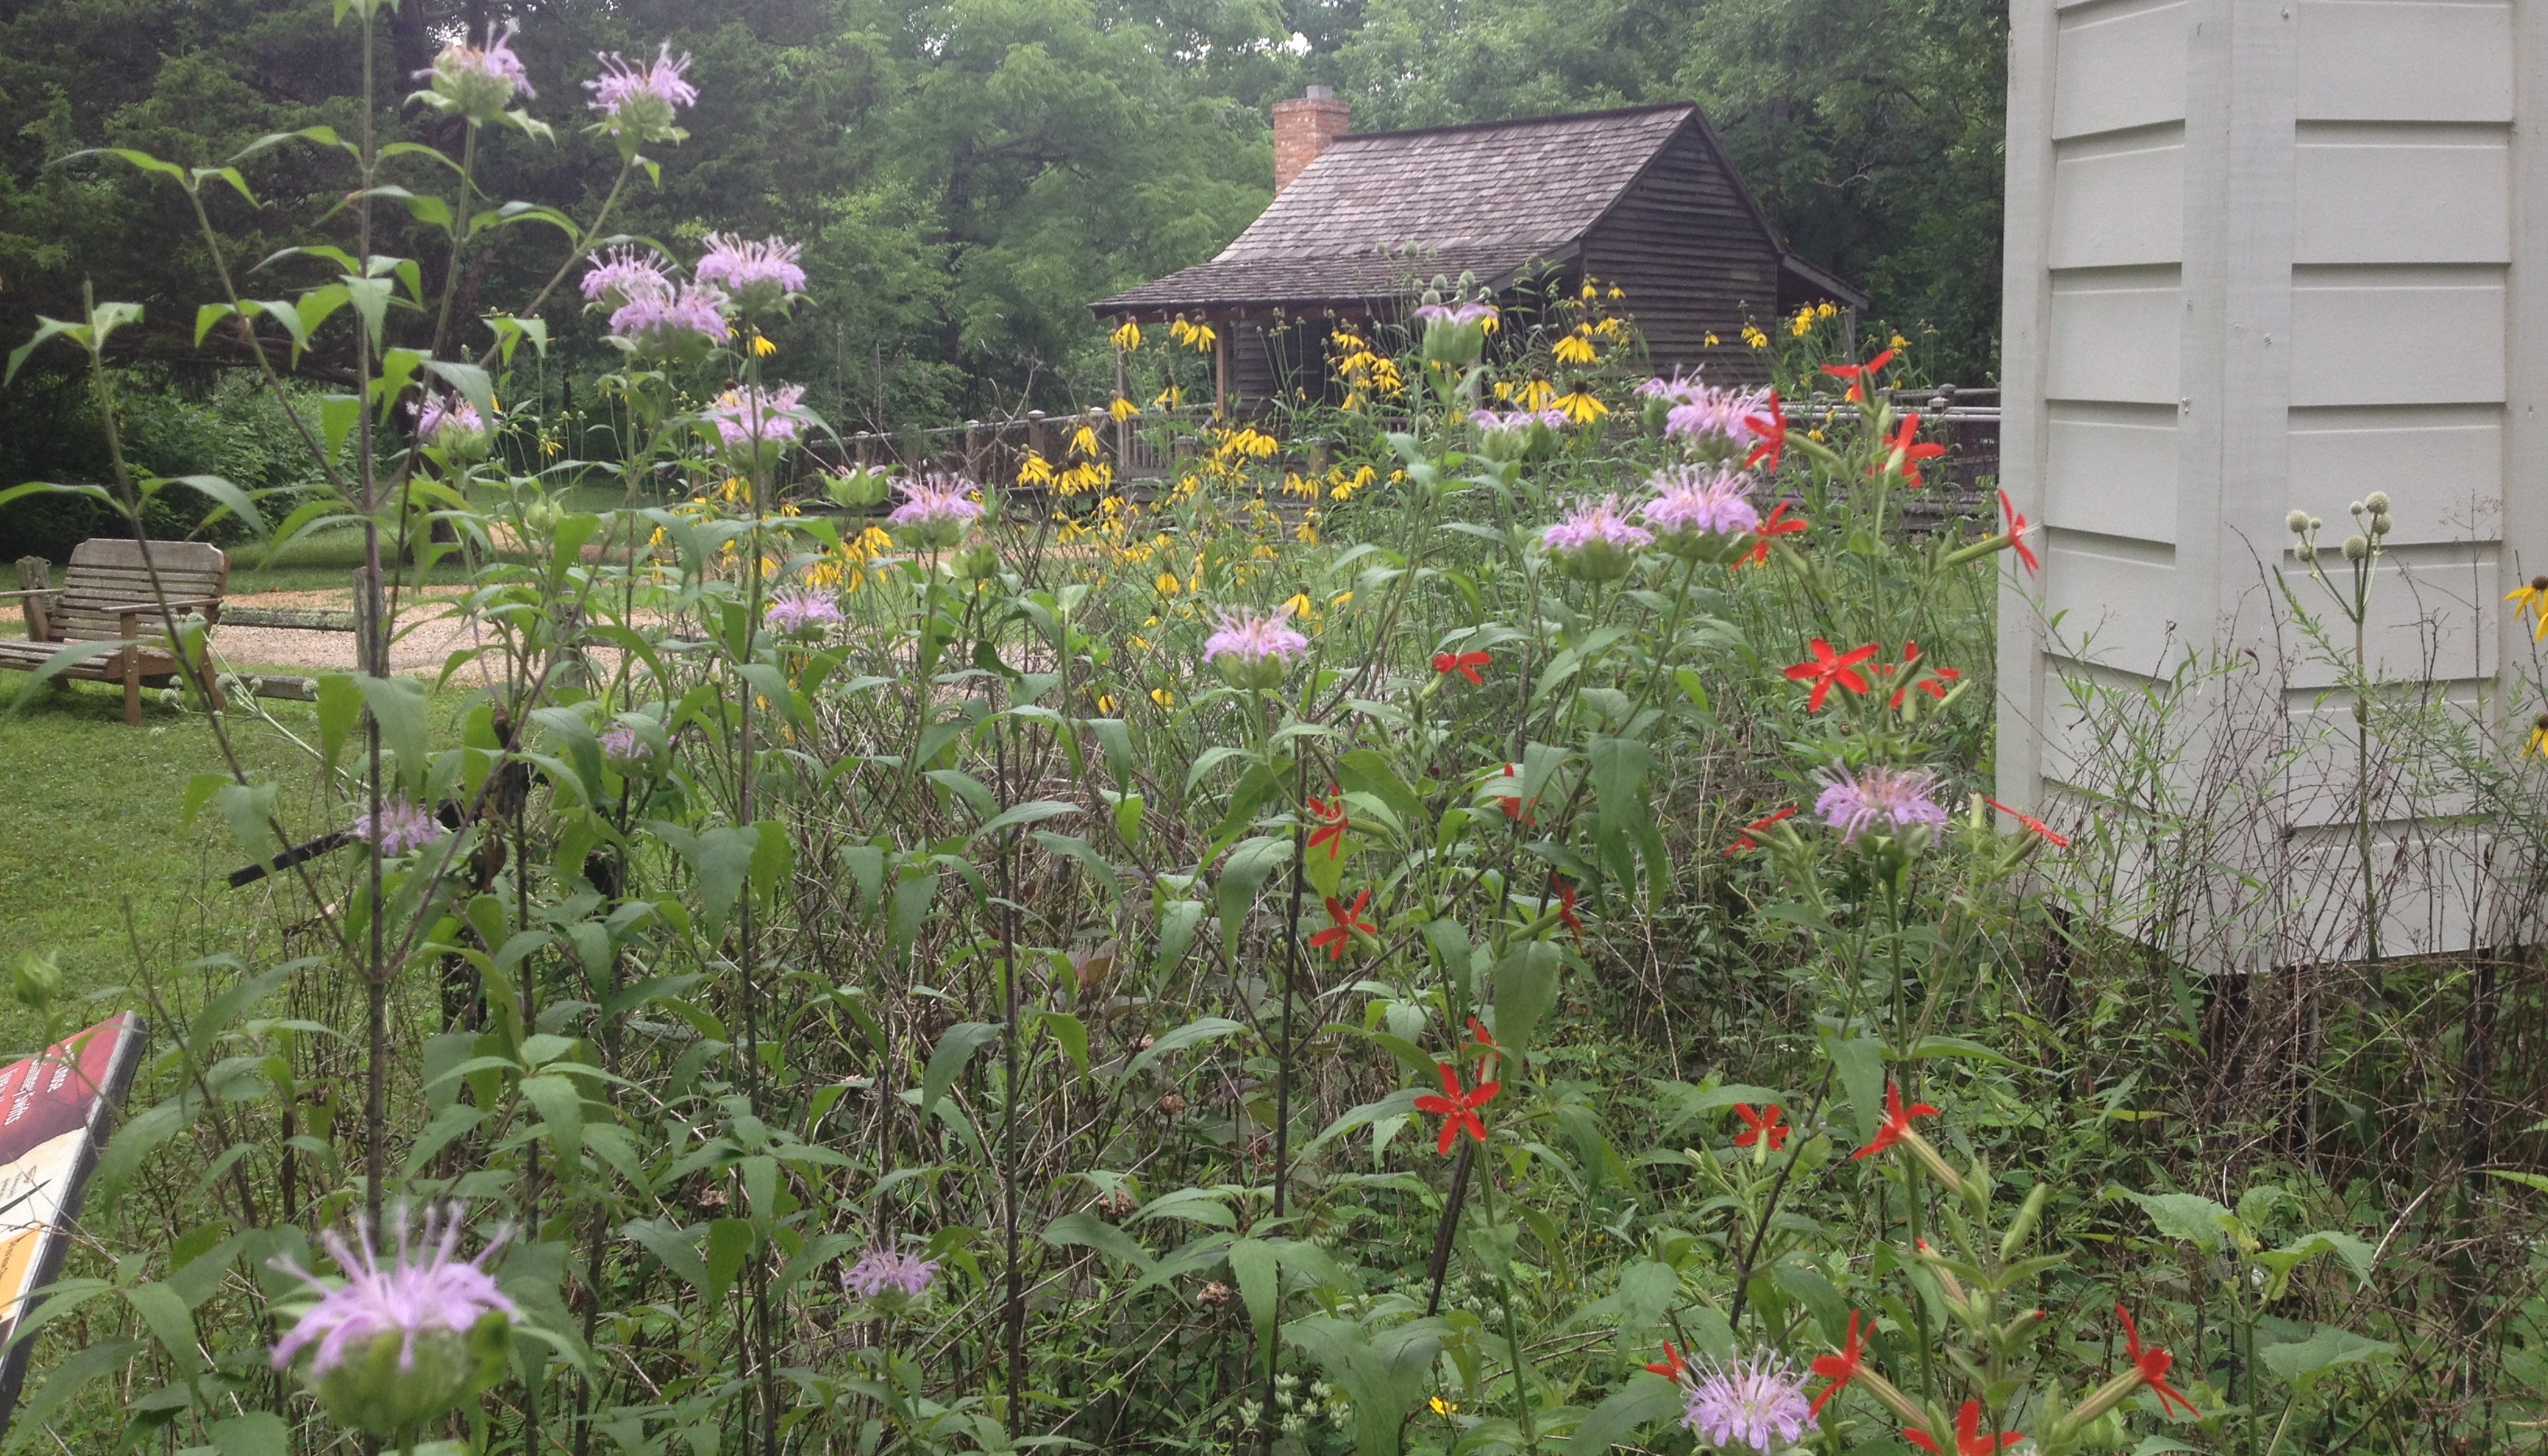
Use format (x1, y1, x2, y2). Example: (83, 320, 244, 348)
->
(52, 539, 228, 642)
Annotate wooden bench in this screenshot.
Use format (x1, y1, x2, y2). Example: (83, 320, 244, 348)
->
(3, 539, 228, 724)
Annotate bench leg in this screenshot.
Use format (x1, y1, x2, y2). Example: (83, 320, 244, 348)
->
(122, 646, 141, 725)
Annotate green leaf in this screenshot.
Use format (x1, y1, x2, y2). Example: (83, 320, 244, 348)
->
(1122, 1016, 1246, 1081)
(1491, 939, 1562, 1053)
(1131, 1187, 1236, 1230)
(623, 1219, 711, 1298)
(890, 867, 939, 967)
(9, 1338, 141, 1434)
(208, 1412, 289, 1456)
(1215, 835, 1292, 958)
(519, 1073, 584, 1159)
(166, 473, 265, 536)
(355, 675, 430, 786)
(1567, 1374, 1684, 1456)
(1230, 1236, 1278, 1369)
(975, 799, 1081, 841)
(1034, 831, 1121, 906)
(122, 1282, 201, 1374)
(2127, 1191, 2236, 1251)
(1154, 899, 1204, 975)
(1035, 1009, 1089, 1080)
(6, 640, 123, 715)
(1904, 1034, 2013, 1066)
(315, 675, 362, 769)
(1337, 749, 1424, 824)
(1040, 1212, 1154, 1273)
(704, 1218, 754, 1305)
(1828, 1034, 1888, 1145)
(921, 1022, 1003, 1124)
(2260, 1324, 2395, 1393)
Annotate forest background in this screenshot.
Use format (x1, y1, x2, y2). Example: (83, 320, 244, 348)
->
(0, 0, 2006, 555)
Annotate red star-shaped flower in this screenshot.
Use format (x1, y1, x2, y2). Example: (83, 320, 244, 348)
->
(1433, 650, 1492, 685)
(1413, 1059, 1499, 1154)
(1308, 889, 1374, 961)
(1306, 788, 1349, 859)
(1903, 1400, 2025, 1456)
(1820, 347, 1897, 404)
(1883, 641, 1961, 708)
(2118, 1304, 2199, 1417)
(1739, 500, 1808, 569)
(1784, 638, 1879, 711)
(1983, 796, 2070, 849)
(1734, 1102, 1789, 1150)
(1878, 411, 1948, 487)
(1724, 805, 1798, 856)
(1491, 763, 1537, 824)
(1998, 489, 2040, 575)
(1743, 390, 1789, 471)
(1552, 876, 1584, 937)
(1466, 1016, 1500, 1070)
(1850, 1081, 1940, 1160)
(1809, 1310, 1869, 1416)
(1645, 1340, 1691, 1381)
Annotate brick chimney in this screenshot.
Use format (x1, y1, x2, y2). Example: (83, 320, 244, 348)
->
(1273, 86, 1350, 194)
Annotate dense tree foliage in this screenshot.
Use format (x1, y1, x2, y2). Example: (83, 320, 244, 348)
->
(0, 0, 2004, 522)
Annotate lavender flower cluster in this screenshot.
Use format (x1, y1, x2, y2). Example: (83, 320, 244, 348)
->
(1639, 372, 1772, 453)
(1680, 1351, 1818, 1454)
(1816, 763, 1950, 845)
(842, 1246, 939, 1301)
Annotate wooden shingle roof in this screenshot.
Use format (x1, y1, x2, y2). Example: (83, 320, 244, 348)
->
(1092, 102, 1857, 317)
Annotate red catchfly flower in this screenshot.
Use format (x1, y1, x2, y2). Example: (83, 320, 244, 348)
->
(1878, 411, 1948, 488)
(1809, 1310, 1869, 1415)
(1784, 639, 1880, 711)
(1491, 763, 1537, 824)
(1724, 805, 1798, 856)
(1851, 1081, 1940, 1160)
(1998, 489, 2041, 575)
(1309, 890, 1374, 961)
(1739, 500, 1807, 568)
(2118, 1304, 2199, 1417)
(1646, 1340, 1691, 1381)
(1734, 1102, 1789, 1150)
(1552, 877, 1583, 937)
(1983, 796, 2071, 849)
(1433, 650, 1492, 685)
(1466, 1016, 1500, 1068)
(1883, 642, 1961, 709)
(1820, 347, 1896, 404)
(1306, 789, 1349, 859)
(1904, 1400, 2025, 1456)
(1413, 1059, 1499, 1154)
(1743, 390, 1789, 471)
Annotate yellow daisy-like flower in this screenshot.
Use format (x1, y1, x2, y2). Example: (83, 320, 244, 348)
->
(1150, 688, 1174, 709)
(1742, 323, 1769, 349)
(2506, 574, 2548, 640)
(2525, 711, 2548, 758)
(1071, 423, 1104, 458)
(1151, 382, 1183, 410)
(1704, 333, 1719, 347)
(1552, 331, 1598, 366)
(750, 332, 779, 358)
(1554, 386, 1608, 424)
(1282, 591, 1314, 621)
(1817, 301, 1837, 319)
(1295, 518, 1319, 544)
(1097, 692, 1118, 713)
(1110, 319, 1142, 351)
(1517, 376, 1557, 409)
(1430, 1397, 1459, 1417)
(1109, 395, 1139, 422)
(1155, 571, 1181, 596)
(1889, 332, 1910, 351)
(1017, 451, 1055, 486)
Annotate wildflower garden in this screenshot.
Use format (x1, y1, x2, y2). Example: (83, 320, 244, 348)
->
(0, 8, 2542, 1456)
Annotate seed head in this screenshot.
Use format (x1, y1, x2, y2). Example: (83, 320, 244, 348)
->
(2286, 509, 2310, 535)
(2343, 533, 2370, 561)
(2364, 490, 2391, 514)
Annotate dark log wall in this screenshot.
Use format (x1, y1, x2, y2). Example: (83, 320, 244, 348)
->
(1580, 123, 1782, 383)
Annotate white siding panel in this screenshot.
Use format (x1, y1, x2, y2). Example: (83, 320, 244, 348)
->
(2051, 128, 2185, 268)
(2044, 533, 2181, 674)
(2287, 404, 2503, 545)
(2047, 403, 2181, 542)
(2288, 266, 2505, 406)
(2276, 553, 2496, 687)
(2295, 1, 2514, 123)
(2048, 268, 2183, 403)
(2054, 0, 2190, 139)
(2294, 123, 2509, 264)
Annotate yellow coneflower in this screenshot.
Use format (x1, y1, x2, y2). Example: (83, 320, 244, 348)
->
(1150, 688, 1174, 709)
(1097, 692, 1118, 713)
(2507, 575, 2548, 640)
(1517, 376, 1557, 409)
(1552, 330, 1598, 366)
(1554, 383, 1608, 423)
(2526, 712, 2548, 758)
(1742, 323, 1769, 349)
(1110, 319, 1142, 351)
(1705, 333, 1720, 347)
(1017, 452, 1055, 486)
(1155, 571, 1181, 596)
(750, 332, 778, 358)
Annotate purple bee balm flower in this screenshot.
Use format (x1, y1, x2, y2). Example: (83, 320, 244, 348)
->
(763, 586, 844, 635)
(1666, 386, 1772, 451)
(1816, 763, 1951, 845)
(598, 726, 647, 761)
(272, 1206, 519, 1377)
(1543, 497, 1655, 554)
(610, 283, 729, 355)
(842, 1247, 939, 1300)
(1642, 465, 1762, 541)
(694, 234, 807, 313)
(416, 393, 483, 441)
(1681, 1351, 1817, 1455)
(886, 473, 986, 549)
(418, 21, 533, 121)
(1636, 370, 1706, 404)
(707, 383, 808, 448)
(1206, 607, 1310, 690)
(585, 43, 697, 121)
(1414, 301, 1498, 329)
(580, 247, 673, 310)
(352, 799, 441, 856)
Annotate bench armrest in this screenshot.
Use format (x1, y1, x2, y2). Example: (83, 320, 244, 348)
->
(91, 597, 223, 613)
